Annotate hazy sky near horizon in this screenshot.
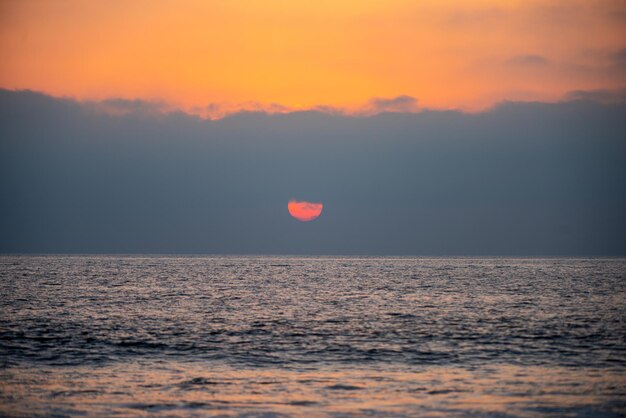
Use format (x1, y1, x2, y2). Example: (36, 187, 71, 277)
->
(1, 0, 625, 116)
(1, 90, 624, 255)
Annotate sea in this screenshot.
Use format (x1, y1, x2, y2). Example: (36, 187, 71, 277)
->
(0, 256, 625, 417)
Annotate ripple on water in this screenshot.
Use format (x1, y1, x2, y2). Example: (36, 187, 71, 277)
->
(1, 362, 625, 417)
(0, 256, 625, 416)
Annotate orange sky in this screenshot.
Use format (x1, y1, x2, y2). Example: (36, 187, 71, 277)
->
(1, 0, 624, 117)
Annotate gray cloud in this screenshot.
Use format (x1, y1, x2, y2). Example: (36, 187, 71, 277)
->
(198, 101, 292, 119)
(607, 9, 626, 22)
(92, 97, 172, 116)
(363, 95, 419, 114)
(506, 54, 549, 66)
(612, 47, 626, 68)
(1, 89, 624, 255)
(565, 88, 626, 104)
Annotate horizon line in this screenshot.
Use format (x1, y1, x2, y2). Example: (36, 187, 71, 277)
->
(2, 253, 625, 259)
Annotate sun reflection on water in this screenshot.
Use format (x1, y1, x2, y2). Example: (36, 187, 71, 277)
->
(1, 362, 624, 416)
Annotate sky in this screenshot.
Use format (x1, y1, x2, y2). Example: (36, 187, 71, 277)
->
(1, 0, 625, 116)
(0, 1, 625, 254)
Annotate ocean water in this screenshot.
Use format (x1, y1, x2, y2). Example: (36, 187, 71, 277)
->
(0, 256, 625, 417)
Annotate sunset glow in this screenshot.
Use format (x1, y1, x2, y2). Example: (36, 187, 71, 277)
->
(288, 200, 324, 222)
(1, 0, 624, 117)
(1, 1, 625, 415)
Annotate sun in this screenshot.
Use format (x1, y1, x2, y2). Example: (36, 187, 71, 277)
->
(288, 199, 323, 222)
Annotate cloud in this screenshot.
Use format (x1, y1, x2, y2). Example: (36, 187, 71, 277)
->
(607, 8, 626, 22)
(310, 105, 346, 116)
(361, 95, 420, 115)
(564, 88, 626, 104)
(195, 101, 293, 119)
(206, 96, 423, 119)
(89, 96, 420, 120)
(506, 54, 549, 66)
(93, 98, 173, 117)
(1, 89, 624, 255)
(612, 47, 626, 68)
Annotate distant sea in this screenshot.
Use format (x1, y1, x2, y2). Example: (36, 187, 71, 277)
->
(1, 256, 625, 417)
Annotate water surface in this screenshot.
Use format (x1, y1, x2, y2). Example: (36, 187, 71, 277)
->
(1, 256, 625, 416)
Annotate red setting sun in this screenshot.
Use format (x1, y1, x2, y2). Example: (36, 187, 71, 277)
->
(288, 200, 323, 222)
